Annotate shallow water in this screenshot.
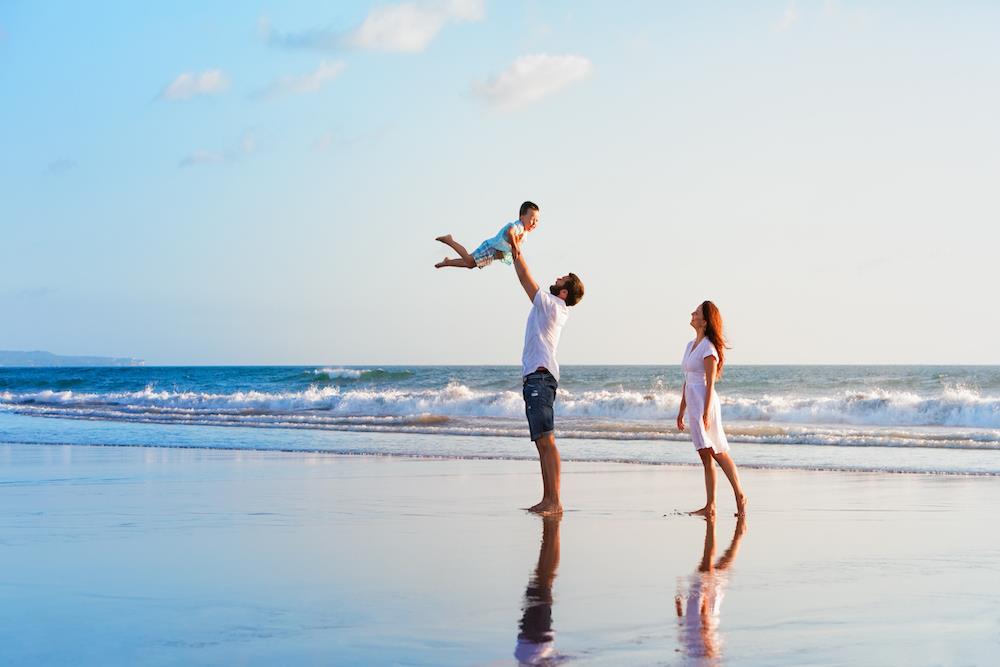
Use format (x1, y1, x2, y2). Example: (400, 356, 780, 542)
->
(3, 410, 1000, 476)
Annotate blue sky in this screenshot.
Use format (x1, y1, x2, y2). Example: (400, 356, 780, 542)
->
(1, 1, 998, 364)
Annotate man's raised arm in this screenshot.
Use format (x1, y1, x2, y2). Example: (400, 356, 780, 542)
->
(513, 253, 539, 303)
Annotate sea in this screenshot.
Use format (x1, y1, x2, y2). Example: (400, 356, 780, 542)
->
(2, 365, 999, 475)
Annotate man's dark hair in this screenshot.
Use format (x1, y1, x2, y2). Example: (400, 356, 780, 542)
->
(519, 201, 539, 217)
(563, 273, 584, 307)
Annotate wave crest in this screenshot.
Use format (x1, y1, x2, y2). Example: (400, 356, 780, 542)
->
(2, 383, 999, 429)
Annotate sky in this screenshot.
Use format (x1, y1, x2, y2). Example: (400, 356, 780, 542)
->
(1, 1, 998, 365)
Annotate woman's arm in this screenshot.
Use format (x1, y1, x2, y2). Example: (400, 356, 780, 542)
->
(702, 355, 718, 429)
(677, 382, 687, 430)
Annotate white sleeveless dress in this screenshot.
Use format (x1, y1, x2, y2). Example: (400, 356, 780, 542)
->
(682, 338, 730, 452)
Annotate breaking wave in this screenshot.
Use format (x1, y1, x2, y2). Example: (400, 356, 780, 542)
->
(1, 383, 998, 452)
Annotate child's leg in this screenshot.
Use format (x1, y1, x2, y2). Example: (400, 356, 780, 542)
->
(435, 235, 474, 262)
(435, 257, 476, 269)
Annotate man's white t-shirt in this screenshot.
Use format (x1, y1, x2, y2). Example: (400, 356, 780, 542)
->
(522, 289, 569, 382)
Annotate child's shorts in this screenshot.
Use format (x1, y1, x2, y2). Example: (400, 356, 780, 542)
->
(523, 370, 558, 441)
(471, 241, 499, 268)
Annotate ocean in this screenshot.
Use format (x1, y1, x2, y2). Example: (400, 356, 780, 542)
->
(2, 365, 999, 475)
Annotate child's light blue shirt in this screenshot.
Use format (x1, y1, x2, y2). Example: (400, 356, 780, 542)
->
(477, 221, 525, 265)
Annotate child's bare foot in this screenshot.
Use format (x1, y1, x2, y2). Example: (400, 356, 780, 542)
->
(735, 495, 749, 517)
(434, 257, 450, 269)
(435, 234, 453, 244)
(689, 505, 716, 517)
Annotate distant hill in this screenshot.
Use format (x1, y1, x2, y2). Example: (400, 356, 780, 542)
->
(0, 350, 144, 367)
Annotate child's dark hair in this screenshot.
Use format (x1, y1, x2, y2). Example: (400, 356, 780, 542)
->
(519, 201, 539, 217)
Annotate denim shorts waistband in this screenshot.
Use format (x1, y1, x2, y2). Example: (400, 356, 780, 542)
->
(523, 370, 555, 384)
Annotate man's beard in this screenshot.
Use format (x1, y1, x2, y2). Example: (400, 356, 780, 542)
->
(549, 284, 561, 297)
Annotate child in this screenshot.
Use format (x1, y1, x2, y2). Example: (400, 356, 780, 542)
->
(435, 201, 539, 269)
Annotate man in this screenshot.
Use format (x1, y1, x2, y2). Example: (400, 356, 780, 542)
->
(513, 250, 584, 515)
(515, 515, 562, 662)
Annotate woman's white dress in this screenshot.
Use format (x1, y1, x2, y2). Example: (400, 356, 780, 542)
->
(682, 338, 730, 452)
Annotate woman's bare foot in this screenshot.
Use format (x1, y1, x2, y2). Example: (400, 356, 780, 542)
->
(735, 495, 749, 517)
(528, 501, 563, 516)
(435, 234, 453, 244)
(434, 257, 450, 269)
(689, 505, 716, 517)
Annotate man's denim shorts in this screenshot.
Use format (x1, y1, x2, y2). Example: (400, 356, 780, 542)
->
(523, 370, 558, 441)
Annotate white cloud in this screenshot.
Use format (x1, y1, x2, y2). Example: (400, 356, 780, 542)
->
(774, 2, 799, 32)
(44, 159, 78, 175)
(312, 132, 337, 152)
(179, 150, 225, 167)
(160, 69, 229, 101)
(252, 61, 345, 100)
(822, 1, 875, 29)
(349, 0, 483, 52)
(263, 0, 483, 53)
(311, 124, 392, 152)
(474, 54, 592, 111)
(179, 132, 255, 168)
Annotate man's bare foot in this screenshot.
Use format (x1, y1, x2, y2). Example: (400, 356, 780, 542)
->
(435, 234, 452, 244)
(528, 501, 563, 516)
(434, 257, 450, 269)
(735, 495, 749, 517)
(526, 500, 546, 512)
(689, 505, 716, 517)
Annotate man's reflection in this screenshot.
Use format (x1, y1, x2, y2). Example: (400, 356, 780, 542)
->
(515, 515, 564, 666)
(675, 514, 747, 660)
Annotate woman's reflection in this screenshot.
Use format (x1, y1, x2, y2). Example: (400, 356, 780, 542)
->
(675, 514, 747, 661)
(515, 515, 564, 666)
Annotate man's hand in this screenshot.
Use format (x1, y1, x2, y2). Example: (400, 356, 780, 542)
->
(507, 228, 522, 261)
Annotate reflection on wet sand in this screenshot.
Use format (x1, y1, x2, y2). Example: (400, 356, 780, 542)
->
(515, 515, 564, 666)
(675, 515, 747, 662)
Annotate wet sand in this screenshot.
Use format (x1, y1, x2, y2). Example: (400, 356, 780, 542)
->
(1, 442, 998, 665)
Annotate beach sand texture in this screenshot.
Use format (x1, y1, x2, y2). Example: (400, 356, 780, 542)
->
(2, 443, 998, 665)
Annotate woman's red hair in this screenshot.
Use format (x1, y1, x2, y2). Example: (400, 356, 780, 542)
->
(701, 300, 728, 375)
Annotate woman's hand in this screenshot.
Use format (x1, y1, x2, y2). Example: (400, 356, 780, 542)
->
(676, 413, 685, 431)
(702, 412, 711, 430)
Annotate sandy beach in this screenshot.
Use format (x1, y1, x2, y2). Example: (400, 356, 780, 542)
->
(2, 442, 998, 665)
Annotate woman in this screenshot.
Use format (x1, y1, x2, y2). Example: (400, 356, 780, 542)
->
(676, 301, 748, 517)
(675, 512, 748, 660)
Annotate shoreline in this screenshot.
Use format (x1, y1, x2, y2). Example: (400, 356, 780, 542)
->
(3, 402, 1000, 477)
(5, 437, 1000, 478)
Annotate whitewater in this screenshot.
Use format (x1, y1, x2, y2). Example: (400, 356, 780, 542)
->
(1, 365, 998, 473)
